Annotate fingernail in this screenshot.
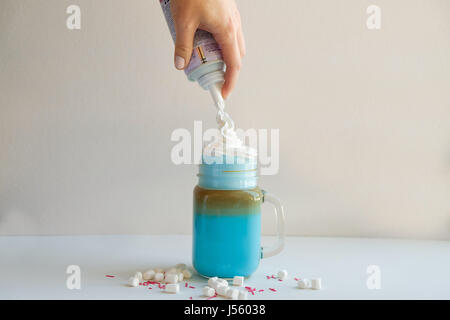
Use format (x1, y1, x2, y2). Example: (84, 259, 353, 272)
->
(175, 56, 185, 70)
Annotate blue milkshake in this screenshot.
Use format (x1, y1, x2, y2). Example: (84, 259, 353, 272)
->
(193, 155, 263, 278)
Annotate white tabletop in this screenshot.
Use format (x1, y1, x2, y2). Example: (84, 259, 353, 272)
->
(1, 235, 449, 300)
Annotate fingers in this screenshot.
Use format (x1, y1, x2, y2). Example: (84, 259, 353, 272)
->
(174, 20, 199, 70)
(171, 1, 245, 98)
(236, 27, 246, 59)
(235, 12, 246, 58)
(214, 23, 242, 99)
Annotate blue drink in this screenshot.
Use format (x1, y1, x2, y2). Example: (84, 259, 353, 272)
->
(193, 187, 263, 278)
(192, 154, 285, 278)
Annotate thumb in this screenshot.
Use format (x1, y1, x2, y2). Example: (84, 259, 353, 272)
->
(174, 23, 197, 70)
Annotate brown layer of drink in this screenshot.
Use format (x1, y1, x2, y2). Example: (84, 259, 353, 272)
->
(194, 186, 263, 215)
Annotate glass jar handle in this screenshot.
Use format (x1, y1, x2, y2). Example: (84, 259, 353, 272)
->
(261, 190, 286, 259)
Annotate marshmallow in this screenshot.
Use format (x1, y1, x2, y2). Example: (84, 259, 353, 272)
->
(165, 283, 180, 294)
(177, 272, 184, 282)
(154, 272, 164, 282)
(226, 288, 239, 300)
(311, 278, 322, 290)
(216, 284, 228, 296)
(182, 269, 192, 279)
(128, 277, 139, 287)
(165, 273, 179, 284)
(208, 277, 218, 287)
(278, 270, 288, 280)
(166, 267, 178, 275)
(233, 276, 244, 287)
(297, 278, 311, 289)
(143, 269, 155, 280)
(203, 286, 216, 297)
(217, 279, 228, 287)
(210, 280, 220, 290)
(154, 268, 164, 273)
(134, 272, 143, 282)
(238, 290, 248, 300)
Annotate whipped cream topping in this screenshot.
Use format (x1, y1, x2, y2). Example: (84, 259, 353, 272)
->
(202, 101, 257, 163)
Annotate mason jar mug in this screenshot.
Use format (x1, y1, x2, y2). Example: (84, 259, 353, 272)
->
(193, 158, 285, 278)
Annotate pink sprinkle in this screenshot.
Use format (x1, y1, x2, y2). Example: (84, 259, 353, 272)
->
(245, 287, 256, 295)
(148, 287, 152, 290)
(294, 277, 299, 281)
(269, 288, 277, 292)
(189, 297, 193, 300)
(185, 282, 188, 288)
(139, 283, 142, 286)
(266, 276, 270, 279)
(258, 289, 264, 292)
(271, 275, 276, 279)
(189, 286, 196, 289)
(206, 294, 218, 300)
(105, 275, 115, 278)
(278, 279, 283, 282)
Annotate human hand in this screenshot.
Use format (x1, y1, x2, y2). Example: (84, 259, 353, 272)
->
(170, 0, 245, 99)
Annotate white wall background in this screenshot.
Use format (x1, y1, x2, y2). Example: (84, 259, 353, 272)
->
(0, 0, 449, 239)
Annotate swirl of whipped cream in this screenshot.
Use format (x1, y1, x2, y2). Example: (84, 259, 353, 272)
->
(216, 109, 242, 149)
(202, 101, 257, 162)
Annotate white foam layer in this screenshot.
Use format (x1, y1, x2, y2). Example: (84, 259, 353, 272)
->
(203, 100, 257, 162)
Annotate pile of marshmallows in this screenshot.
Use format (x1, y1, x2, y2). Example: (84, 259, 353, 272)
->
(128, 263, 192, 294)
(276, 270, 322, 290)
(127, 266, 322, 296)
(203, 276, 248, 300)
